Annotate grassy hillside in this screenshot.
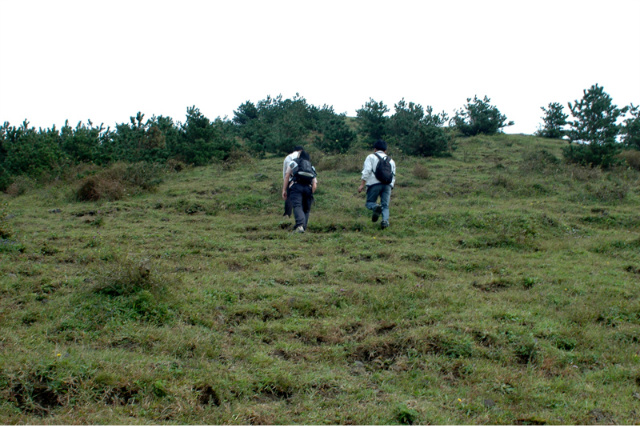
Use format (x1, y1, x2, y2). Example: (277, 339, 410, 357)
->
(1, 134, 639, 424)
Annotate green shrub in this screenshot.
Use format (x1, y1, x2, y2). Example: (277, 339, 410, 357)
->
(453, 95, 513, 136)
(5, 361, 77, 414)
(314, 116, 356, 154)
(0, 121, 68, 180)
(513, 337, 539, 364)
(563, 142, 622, 169)
(77, 258, 174, 326)
(0, 167, 13, 192)
(93, 258, 158, 297)
(387, 100, 451, 157)
(395, 404, 419, 425)
(233, 95, 315, 156)
(60, 120, 111, 163)
(174, 107, 237, 164)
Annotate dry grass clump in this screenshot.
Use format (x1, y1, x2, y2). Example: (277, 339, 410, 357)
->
(315, 153, 362, 173)
(618, 150, 640, 171)
(4, 176, 35, 197)
(76, 174, 125, 202)
(75, 162, 164, 201)
(586, 180, 629, 202)
(566, 163, 603, 181)
(519, 149, 560, 173)
(412, 163, 430, 180)
(221, 149, 254, 170)
(92, 258, 159, 297)
(0, 202, 10, 239)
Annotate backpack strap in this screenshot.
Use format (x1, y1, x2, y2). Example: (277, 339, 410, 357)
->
(373, 152, 385, 171)
(373, 152, 381, 164)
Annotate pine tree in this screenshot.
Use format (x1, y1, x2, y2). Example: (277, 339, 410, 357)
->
(621, 104, 640, 150)
(566, 84, 626, 145)
(536, 102, 568, 139)
(563, 84, 628, 168)
(356, 98, 389, 144)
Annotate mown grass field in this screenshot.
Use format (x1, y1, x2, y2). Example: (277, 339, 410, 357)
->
(1, 134, 639, 424)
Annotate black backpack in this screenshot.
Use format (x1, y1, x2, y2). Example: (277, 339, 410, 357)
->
(373, 153, 393, 184)
(292, 157, 317, 185)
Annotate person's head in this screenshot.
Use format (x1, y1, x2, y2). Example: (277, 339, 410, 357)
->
(374, 139, 387, 152)
(299, 150, 310, 162)
(293, 145, 304, 153)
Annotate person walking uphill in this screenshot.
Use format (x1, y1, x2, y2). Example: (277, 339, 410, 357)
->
(282, 150, 317, 233)
(358, 139, 396, 229)
(282, 146, 304, 218)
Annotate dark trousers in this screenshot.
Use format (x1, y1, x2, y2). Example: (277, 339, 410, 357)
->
(283, 186, 293, 217)
(366, 183, 392, 222)
(288, 183, 313, 229)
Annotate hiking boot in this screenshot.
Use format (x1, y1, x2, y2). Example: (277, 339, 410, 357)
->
(295, 225, 305, 233)
(372, 205, 382, 222)
(381, 220, 389, 229)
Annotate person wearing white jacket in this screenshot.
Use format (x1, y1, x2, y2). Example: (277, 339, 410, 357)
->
(357, 140, 396, 229)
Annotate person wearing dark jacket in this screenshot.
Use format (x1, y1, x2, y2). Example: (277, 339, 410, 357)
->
(282, 150, 317, 233)
(282, 146, 304, 218)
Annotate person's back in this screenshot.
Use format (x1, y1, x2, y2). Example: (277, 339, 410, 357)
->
(363, 151, 396, 187)
(358, 140, 396, 229)
(282, 150, 317, 233)
(282, 146, 304, 218)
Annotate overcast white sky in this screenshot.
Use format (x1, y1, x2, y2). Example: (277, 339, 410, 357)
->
(1, 0, 639, 135)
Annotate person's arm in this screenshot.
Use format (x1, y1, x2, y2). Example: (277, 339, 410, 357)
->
(358, 179, 366, 193)
(283, 154, 292, 179)
(312, 178, 317, 194)
(358, 155, 371, 193)
(391, 159, 396, 188)
(282, 168, 292, 199)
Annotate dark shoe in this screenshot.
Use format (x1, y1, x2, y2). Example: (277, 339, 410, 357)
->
(381, 220, 389, 229)
(372, 205, 382, 222)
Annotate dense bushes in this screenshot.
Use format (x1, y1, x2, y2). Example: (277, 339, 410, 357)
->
(452, 95, 513, 136)
(0, 106, 236, 191)
(232, 94, 355, 156)
(386, 99, 451, 157)
(356, 98, 452, 157)
(0, 121, 68, 183)
(3, 87, 637, 193)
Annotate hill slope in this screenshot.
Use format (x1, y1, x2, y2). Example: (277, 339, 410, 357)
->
(1, 135, 640, 424)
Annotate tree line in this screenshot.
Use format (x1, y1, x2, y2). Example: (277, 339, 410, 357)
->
(1, 84, 638, 191)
